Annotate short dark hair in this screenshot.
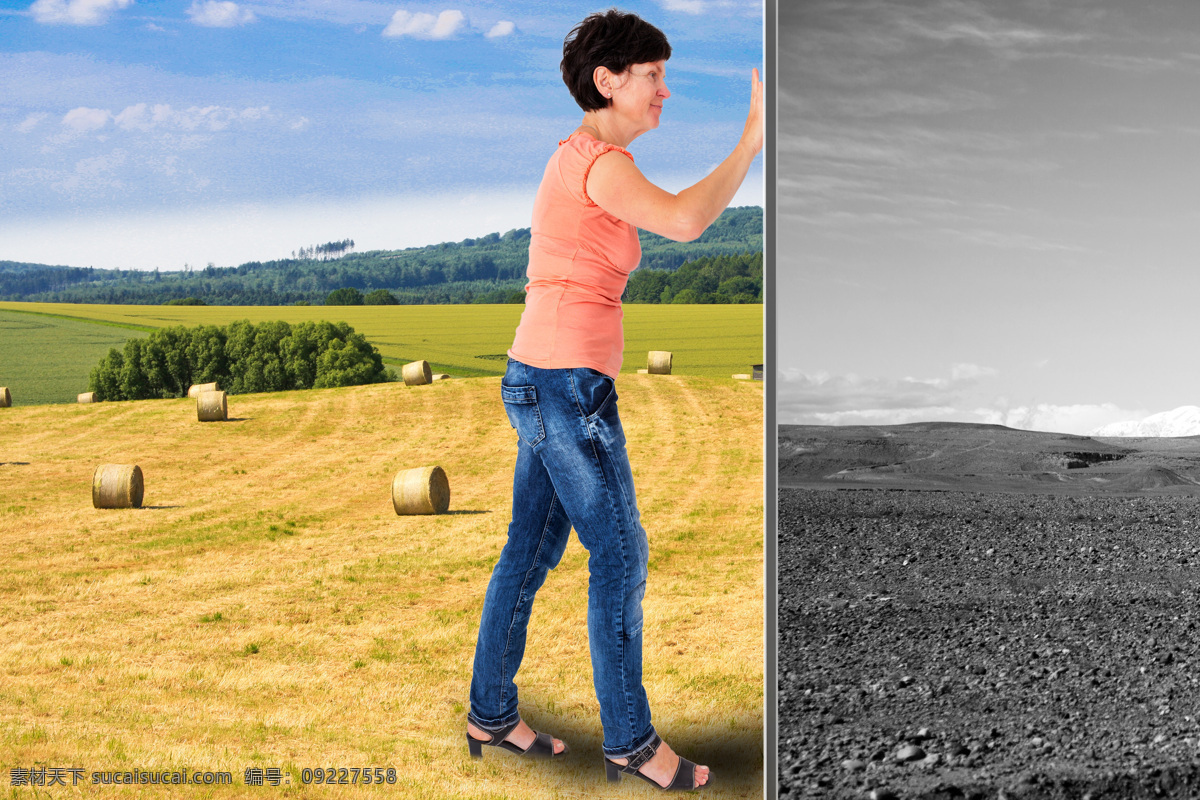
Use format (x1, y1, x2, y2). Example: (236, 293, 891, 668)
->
(561, 9, 671, 112)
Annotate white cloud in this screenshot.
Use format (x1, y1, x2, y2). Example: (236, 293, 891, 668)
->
(383, 10, 433, 37)
(776, 364, 1152, 435)
(429, 9, 462, 38)
(112, 103, 153, 131)
(974, 403, 1145, 436)
(777, 364, 1001, 427)
(383, 8, 463, 39)
(802, 406, 965, 427)
(485, 20, 513, 38)
(951, 362, 999, 382)
(62, 106, 112, 132)
(53, 149, 128, 194)
(661, 0, 705, 13)
(18, 112, 50, 133)
(187, 1, 255, 27)
(29, 0, 132, 25)
(48, 103, 276, 139)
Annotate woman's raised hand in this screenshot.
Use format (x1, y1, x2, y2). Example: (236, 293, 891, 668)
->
(741, 67, 764, 157)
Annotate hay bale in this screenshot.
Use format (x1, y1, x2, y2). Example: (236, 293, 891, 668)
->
(636, 369, 649, 374)
(188, 382, 219, 398)
(0, 387, 9, 407)
(402, 360, 433, 386)
(78, 392, 96, 403)
(647, 351, 673, 375)
(731, 374, 752, 381)
(392, 466, 450, 515)
(93, 464, 144, 509)
(432, 373, 451, 381)
(197, 390, 228, 422)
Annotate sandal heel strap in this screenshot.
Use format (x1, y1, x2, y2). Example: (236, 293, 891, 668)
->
(622, 733, 663, 772)
(467, 717, 522, 754)
(477, 718, 521, 745)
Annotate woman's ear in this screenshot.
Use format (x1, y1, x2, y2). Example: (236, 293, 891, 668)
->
(592, 65, 613, 99)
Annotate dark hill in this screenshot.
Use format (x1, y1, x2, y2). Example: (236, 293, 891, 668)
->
(779, 422, 1200, 494)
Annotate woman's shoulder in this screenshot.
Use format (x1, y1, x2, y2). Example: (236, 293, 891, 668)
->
(549, 132, 635, 207)
(557, 131, 634, 163)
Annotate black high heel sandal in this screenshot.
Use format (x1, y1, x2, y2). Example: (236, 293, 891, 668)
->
(466, 719, 568, 760)
(604, 733, 710, 791)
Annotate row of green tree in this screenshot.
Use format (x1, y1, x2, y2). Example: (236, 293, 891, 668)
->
(320, 252, 762, 306)
(0, 207, 762, 306)
(88, 320, 389, 402)
(623, 252, 762, 304)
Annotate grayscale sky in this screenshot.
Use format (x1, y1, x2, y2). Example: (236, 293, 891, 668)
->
(778, 0, 1200, 434)
(0, 0, 763, 270)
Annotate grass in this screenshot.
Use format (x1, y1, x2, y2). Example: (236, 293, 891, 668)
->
(0, 310, 149, 405)
(0, 373, 764, 798)
(0, 301, 763, 399)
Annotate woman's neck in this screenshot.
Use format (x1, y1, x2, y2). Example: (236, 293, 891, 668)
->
(578, 111, 635, 149)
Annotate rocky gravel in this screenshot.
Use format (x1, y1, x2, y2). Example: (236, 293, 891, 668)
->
(779, 488, 1200, 799)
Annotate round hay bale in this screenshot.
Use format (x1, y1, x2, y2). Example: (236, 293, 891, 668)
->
(77, 392, 96, 403)
(636, 369, 649, 374)
(197, 390, 228, 422)
(402, 360, 433, 386)
(392, 466, 450, 515)
(647, 351, 673, 375)
(188, 382, 219, 398)
(431, 373, 451, 381)
(93, 464, 144, 509)
(731, 374, 752, 381)
(0, 387, 10, 407)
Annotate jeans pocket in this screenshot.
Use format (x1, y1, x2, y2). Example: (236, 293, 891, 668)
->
(501, 384, 545, 447)
(583, 379, 626, 451)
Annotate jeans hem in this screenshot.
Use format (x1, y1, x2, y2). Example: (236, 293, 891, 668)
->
(467, 708, 521, 733)
(602, 726, 659, 759)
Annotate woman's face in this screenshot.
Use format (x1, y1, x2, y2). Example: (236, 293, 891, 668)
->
(610, 60, 670, 134)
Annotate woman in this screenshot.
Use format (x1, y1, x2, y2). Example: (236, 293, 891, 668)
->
(467, 9, 763, 791)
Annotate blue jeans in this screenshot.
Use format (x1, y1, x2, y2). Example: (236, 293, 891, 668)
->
(468, 358, 656, 758)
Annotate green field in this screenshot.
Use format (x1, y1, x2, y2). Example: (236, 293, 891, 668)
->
(0, 310, 150, 405)
(0, 302, 762, 405)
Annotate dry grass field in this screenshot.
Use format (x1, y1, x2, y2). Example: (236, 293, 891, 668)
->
(0, 373, 763, 797)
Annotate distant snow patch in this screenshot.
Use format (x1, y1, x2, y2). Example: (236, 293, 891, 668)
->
(1090, 406, 1200, 437)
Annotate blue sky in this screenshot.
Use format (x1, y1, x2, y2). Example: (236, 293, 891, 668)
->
(778, 0, 1200, 435)
(0, 0, 763, 269)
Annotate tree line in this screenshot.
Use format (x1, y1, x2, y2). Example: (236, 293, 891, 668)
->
(623, 252, 762, 304)
(293, 239, 355, 261)
(88, 320, 389, 402)
(0, 207, 761, 306)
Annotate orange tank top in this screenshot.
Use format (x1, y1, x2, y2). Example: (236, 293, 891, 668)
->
(508, 132, 642, 378)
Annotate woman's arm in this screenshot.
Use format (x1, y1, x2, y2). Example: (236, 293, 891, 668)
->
(586, 68, 764, 242)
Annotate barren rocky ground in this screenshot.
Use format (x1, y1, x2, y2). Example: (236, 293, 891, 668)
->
(779, 488, 1200, 799)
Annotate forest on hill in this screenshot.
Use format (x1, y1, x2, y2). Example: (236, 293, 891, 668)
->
(0, 207, 762, 306)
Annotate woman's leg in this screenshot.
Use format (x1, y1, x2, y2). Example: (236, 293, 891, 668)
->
(468, 360, 705, 784)
(468, 433, 573, 732)
(515, 366, 654, 757)
(527, 366, 708, 786)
